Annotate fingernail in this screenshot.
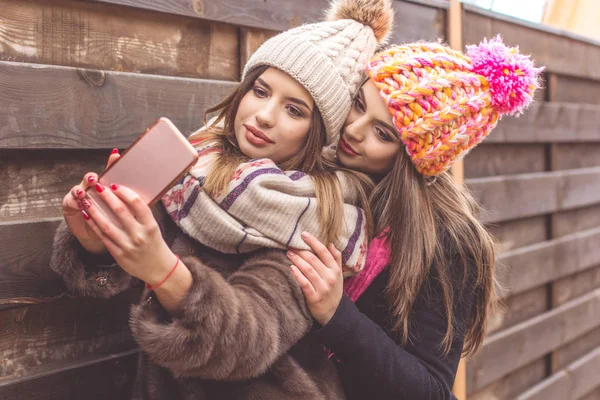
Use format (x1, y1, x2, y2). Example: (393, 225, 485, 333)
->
(82, 199, 91, 209)
(95, 183, 105, 193)
(87, 176, 95, 183)
(110, 184, 119, 191)
(111, 148, 119, 155)
(287, 250, 295, 257)
(301, 231, 309, 238)
(76, 189, 83, 197)
(81, 210, 90, 221)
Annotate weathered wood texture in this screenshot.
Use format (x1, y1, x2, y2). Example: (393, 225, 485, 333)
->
(0, 0, 239, 79)
(467, 167, 600, 224)
(469, 358, 546, 400)
(0, 61, 236, 149)
(515, 346, 600, 400)
(484, 102, 600, 144)
(464, 144, 546, 179)
(468, 289, 600, 391)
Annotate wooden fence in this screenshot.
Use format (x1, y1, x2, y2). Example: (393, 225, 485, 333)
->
(0, 0, 599, 398)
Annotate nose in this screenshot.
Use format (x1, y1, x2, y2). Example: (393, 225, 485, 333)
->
(344, 116, 367, 143)
(255, 101, 276, 128)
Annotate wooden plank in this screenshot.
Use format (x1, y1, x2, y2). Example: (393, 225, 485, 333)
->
(84, 0, 449, 35)
(0, 293, 138, 380)
(487, 216, 547, 253)
(552, 204, 600, 238)
(468, 358, 546, 399)
(550, 143, 600, 171)
(0, 349, 139, 400)
(515, 346, 600, 400)
(0, 0, 239, 79)
(467, 167, 600, 224)
(548, 74, 600, 105)
(389, 0, 446, 43)
(0, 219, 66, 306)
(496, 226, 600, 298)
(484, 102, 600, 144)
(0, 150, 108, 222)
(553, 326, 600, 371)
(0, 61, 237, 149)
(463, 4, 600, 81)
(467, 289, 600, 391)
(239, 27, 278, 76)
(465, 144, 546, 179)
(553, 265, 600, 307)
(487, 287, 547, 334)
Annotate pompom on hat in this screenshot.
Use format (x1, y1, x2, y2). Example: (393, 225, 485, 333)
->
(243, 0, 394, 144)
(366, 36, 544, 176)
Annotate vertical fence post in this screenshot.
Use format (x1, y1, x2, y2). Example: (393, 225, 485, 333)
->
(449, 0, 467, 399)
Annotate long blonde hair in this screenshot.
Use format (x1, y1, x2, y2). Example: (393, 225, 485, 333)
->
(191, 65, 374, 243)
(372, 151, 497, 356)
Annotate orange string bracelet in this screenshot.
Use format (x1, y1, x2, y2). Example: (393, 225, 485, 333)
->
(145, 255, 180, 291)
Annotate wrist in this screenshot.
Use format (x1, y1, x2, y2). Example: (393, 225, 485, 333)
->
(144, 250, 179, 288)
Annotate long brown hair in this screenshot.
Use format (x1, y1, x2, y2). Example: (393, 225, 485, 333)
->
(371, 151, 497, 356)
(191, 65, 374, 243)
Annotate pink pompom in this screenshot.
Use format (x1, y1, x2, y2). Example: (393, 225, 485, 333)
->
(466, 35, 543, 116)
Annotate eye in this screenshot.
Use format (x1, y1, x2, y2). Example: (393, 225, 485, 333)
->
(286, 105, 305, 118)
(353, 96, 366, 113)
(376, 127, 393, 142)
(253, 86, 267, 98)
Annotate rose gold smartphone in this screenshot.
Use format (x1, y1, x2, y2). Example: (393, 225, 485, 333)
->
(86, 117, 198, 227)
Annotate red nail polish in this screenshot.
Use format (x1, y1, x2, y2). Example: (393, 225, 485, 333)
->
(87, 176, 95, 183)
(82, 199, 92, 209)
(111, 148, 119, 155)
(95, 183, 105, 193)
(76, 189, 83, 197)
(110, 184, 119, 191)
(81, 210, 90, 221)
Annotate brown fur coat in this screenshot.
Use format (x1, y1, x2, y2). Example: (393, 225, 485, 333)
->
(50, 204, 345, 400)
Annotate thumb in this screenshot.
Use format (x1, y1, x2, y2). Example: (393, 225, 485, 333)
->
(107, 149, 120, 168)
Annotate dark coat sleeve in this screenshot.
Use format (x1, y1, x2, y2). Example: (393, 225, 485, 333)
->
(129, 249, 314, 381)
(311, 268, 474, 400)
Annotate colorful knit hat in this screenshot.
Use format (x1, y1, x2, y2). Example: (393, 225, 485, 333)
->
(243, 0, 394, 144)
(366, 36, 543, 176)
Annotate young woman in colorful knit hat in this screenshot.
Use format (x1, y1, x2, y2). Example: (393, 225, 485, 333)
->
(287, 36, 543, 399)
(50, 1, 393, 399)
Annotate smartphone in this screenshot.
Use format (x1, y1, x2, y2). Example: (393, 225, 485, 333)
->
(86, 117, 199, 227)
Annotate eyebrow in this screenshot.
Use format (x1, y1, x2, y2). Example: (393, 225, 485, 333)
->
(257, 78, 313, 112)
(358, 87, 399, 139)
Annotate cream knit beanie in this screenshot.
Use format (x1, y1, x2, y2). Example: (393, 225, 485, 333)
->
(242, 0, 394, 144)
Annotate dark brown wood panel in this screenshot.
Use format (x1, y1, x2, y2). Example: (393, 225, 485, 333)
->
(0, 150, 108, 222)
(487, 287, 547, 335)
(487, 216, 547, 253)
(0, 0, 239, 79)
(552, 204, 600, 238)
(0, 292, 138, 381)
(465, 144, 546, 179)
(0, 61, 237, 149)
(239, 27, 278, 76)
(551, 143, 600, 170)
(548, 74, 600, 105)
(496, 227, 600, 298)
(468, 289, 600, 391)
(553, 266, 600, 307)
(389, 0, 446, 43)
(484, 102, 600, 144)
(514, 346, 600, 400)
(468, 358, 546, 399)
(463, 5, 600, 81)
(0, 219, 66, 307)
(467, 167, 600, 224)
(0, 349, 139, 400)
(553, 326, 600, 371)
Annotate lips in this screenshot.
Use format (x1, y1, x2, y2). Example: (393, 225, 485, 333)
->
(244, 124, 274, 144)
(338, 136, 359, 156)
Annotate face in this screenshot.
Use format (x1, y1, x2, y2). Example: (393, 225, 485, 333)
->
(234, 67, 315, 164)
(336, 79, 402, 178)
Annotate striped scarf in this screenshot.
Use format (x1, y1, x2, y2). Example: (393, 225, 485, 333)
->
(161, 139, 369, 276)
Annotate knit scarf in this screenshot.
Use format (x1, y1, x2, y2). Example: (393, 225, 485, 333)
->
(161, 137, 369, 276)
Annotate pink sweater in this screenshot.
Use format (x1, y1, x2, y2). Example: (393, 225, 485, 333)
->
(344, 229, 390, 302)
